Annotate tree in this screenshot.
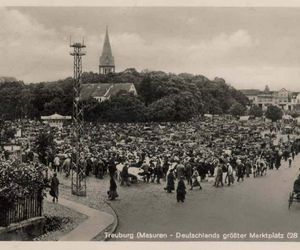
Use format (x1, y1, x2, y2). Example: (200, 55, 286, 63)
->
(265, 105, 283, 122)
(249, 105, 263, 117)
(148, 92, 198, 122)
(137, 75, 167, 106)
(0, 81, 25, 120)
(105, 94, 148, 122)
(229, 102, 246, 117)
(0, 69, 249, 122)
(35, 130, 55, 165)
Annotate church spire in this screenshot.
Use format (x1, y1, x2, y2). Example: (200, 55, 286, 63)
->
(99, 26, 115, 74)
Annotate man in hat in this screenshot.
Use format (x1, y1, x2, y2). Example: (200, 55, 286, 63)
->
(164, 169, 175, 193)
(176, 160, 185, 180)
(236, 157, 245, 182)
(62, 154, 71, 177)
(214, 161, 224, 187)
(225, 163, 234, 186)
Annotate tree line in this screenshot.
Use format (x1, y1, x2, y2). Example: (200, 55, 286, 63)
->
(0, 69, 250, 122)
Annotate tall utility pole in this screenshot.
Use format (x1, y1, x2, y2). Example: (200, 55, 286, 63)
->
(70, 41, 86, 196)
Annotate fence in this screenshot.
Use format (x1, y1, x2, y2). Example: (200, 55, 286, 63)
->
(0, 192, 43, 227)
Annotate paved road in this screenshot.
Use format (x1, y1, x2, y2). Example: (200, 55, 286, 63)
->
(110, 156, 300, 241)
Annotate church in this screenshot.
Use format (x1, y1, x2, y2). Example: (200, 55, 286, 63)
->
(80, 27, 138, 102)
(99, 26, 115, 74)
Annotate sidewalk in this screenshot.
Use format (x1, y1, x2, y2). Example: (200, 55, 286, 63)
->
(45, 196, 114, 241)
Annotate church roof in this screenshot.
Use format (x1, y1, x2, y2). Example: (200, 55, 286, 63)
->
(81, 83, 135, 100)
(99, 27, 115, 67)
(81, 83, 111, 99)
(108, 83, 135, 96)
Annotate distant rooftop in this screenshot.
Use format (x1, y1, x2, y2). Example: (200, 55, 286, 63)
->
(239, 87, 300, 96)
(0, 76, 18, 83)
(240, 89, 262, 95)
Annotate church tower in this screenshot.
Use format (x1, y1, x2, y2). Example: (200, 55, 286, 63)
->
(99, 26, 115, 74)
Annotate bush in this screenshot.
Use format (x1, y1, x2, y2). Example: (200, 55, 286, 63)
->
(0, 160, 47, 207)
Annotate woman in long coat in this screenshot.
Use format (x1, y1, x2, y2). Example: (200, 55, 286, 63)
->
(50, 173, 59, 203)
(176, 176, 186, 202)
(165, 169, 175, 193)
(108, 177, 118, 200)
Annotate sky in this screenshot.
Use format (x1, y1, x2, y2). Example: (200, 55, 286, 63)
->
(1, 6, 300, 90)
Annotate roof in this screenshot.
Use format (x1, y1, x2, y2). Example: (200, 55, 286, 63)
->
(99, 27, 115, 67)
(81, 83, 112, 99)
(41, 113, 72, 120)
(278, 88, 289, 92)
(240, 89, 261, 96)
(240, 89, 278, 96)
(108, 83, 135, 96)
(81, 83, 135, 100)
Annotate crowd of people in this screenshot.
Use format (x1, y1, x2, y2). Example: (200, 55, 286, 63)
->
(2, 116, 300, 203)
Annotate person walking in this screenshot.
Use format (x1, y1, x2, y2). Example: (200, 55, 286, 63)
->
(108, 177, 118, 201)
(288, 154, 292, 168)
(214, 162, 224, 187)
(185, 163, 193, 189)
(176, 176, 186, 203)
(162, 157, 170, 181)
(108, 158, 117, 178)
(121, 163, 130, 186)
(176, 161, 185, 180)
(191, 167, 202, 190)
(225, 163, 234, 186)
(236, 157, 245, 182)
(53, 155, 60, 172)
(62, 155, 71, 177)
(164, 169, 175, 193)
(155, 161, 163, 184)
(50, 173, 59, 203)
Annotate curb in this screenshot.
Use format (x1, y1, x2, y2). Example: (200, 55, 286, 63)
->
(92, 200, 119, 241)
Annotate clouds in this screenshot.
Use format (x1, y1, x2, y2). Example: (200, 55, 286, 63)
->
(3, 7, 258, 82)
(210, 29, 259, 50)
(1, 7, 300, 91)
(0, 7, 71, 82)
(110, 29, 260, 80)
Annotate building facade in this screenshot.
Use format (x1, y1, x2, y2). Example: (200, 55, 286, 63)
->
(241, 85, 300, 112)
(99, 27, 115, 75)
(41, 113, 72, 129)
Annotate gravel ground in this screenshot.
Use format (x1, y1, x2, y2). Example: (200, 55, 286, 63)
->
(36, 200, 87, 241)
(58, 175, 115, 217)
